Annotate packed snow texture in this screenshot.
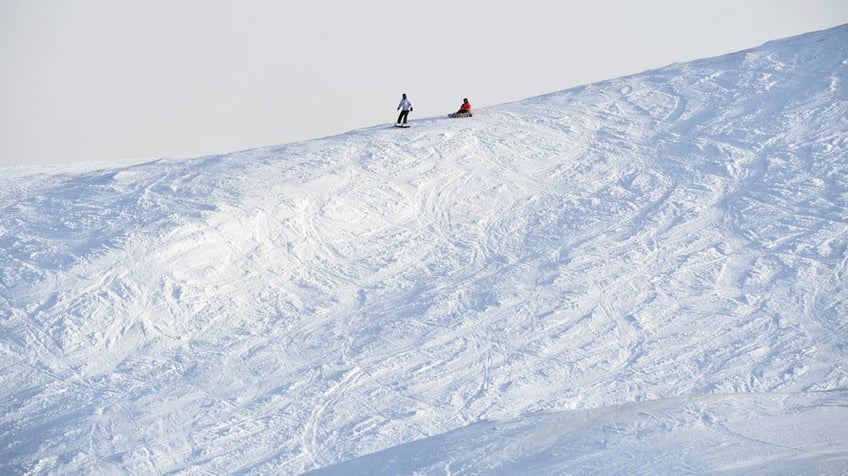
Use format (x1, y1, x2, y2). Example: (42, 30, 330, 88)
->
(2, 25, 848, 475)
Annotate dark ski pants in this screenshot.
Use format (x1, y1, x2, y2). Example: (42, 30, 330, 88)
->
(397, 109, 410, 124)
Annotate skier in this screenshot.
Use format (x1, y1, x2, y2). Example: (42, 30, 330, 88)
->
(397, 93, 413, 126)
(455, 98, 472, 117)
(449, 98, 472, 118)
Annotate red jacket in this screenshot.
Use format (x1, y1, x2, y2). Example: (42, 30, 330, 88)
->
(460, 101, 472, 112)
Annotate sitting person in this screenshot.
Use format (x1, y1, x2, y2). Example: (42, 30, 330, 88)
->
(454, 98, 472, 116)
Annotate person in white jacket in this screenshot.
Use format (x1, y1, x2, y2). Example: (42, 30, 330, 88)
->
(396, 93, 413, 125)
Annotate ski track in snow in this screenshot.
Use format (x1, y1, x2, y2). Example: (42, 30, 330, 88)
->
(1, 25, 848, 474)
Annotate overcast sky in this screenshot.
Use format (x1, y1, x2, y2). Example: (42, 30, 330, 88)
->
(2, 1, 847, 168)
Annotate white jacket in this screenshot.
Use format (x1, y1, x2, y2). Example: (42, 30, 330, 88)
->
(398, 98, 413, 111)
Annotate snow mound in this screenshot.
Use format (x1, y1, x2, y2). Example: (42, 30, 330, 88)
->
(309, 392, 848, 475)
(2, 24, 847, 474)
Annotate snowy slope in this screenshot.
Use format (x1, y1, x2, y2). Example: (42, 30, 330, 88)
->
(2, 25, 848, 475)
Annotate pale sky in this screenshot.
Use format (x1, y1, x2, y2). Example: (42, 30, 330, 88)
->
(2, 1, 847, 167)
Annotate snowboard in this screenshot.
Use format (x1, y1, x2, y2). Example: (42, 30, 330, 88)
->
(394, 123, 411, 128)
(448, 112, 473, 118)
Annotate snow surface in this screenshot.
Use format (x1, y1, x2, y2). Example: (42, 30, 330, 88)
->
(2, 25, 848, 475)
